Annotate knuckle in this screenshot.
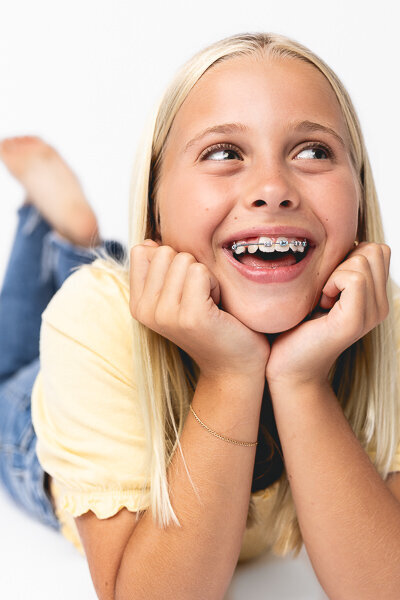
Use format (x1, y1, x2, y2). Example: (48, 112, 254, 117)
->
(130, 244, 145, 259)
(368, 243, 384, 257)
(158, 245, 176, 257)
(366, 242, 380, 251)
(175, 251, 196, 262)
(351, 254, 368, 266)
(178, 310, 198, 331)
(349, 270, 366, 286)
(188, 261, 207, 275)
(172, 252, 196, 268)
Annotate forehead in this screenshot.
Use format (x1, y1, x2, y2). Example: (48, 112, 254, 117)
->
(168, 54, 348, 147)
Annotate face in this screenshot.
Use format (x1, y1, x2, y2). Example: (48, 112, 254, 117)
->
(154, 55, 361, 333)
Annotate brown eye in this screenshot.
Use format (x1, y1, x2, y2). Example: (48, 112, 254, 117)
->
(295, 143, 332, 160)
(200, 143, 242, 161)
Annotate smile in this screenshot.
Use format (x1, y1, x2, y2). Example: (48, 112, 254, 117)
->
(232, 236, 308, 254)
(223, 236, 315, 284)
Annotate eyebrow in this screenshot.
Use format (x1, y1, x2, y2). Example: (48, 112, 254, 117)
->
(183, 122, 248, 153)
(183, 119, 346, 153)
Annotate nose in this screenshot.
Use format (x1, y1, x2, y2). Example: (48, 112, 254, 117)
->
(242, 165, 301, 212)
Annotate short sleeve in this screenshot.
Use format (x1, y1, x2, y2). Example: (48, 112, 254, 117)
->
(31, 259, 151, 518)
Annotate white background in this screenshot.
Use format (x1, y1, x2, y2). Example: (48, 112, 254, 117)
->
(0, 0, 398, 598)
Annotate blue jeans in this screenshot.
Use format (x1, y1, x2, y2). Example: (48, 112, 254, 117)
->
(0, 203, 125, 530)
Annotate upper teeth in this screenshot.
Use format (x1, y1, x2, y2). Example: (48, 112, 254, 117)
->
(231, 236, 307, 255)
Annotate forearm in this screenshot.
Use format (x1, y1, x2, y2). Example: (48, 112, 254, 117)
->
(115, 372, 265, 600)
(269, 380, 400, 600)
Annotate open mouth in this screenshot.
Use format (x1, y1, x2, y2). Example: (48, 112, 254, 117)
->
(231, 244, 311, 269)
(223, 236, 314, 270)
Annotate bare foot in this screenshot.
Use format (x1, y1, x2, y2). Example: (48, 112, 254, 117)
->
(0, 136, 101, 247)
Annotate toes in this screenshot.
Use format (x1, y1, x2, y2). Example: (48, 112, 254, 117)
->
(22, 136, 42, 145)
(0, 136, 49, 162)
(1, 135, 42, 149)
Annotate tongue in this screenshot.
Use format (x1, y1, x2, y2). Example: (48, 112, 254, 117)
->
(239, 253, 297, 268)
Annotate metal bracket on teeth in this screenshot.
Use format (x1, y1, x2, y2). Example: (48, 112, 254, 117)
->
(231, 239, 307, 251)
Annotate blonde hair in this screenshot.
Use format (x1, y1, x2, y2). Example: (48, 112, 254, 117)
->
(94, 32, 400, 557)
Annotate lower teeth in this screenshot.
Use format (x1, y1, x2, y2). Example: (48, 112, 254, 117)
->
(234, 252, 303, 269)
(253, 264, 279, 269)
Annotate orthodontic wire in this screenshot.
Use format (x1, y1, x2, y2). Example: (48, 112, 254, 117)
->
(231, 239, 308, 251)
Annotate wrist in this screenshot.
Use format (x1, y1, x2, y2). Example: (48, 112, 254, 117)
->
(198, 370, 266, 404)
(267, 375, 331, 396)
(199, 368, 266, 388)
(193, 372, 265, 442)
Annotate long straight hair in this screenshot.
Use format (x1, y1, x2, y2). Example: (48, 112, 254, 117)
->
(93, 32, 400, 557)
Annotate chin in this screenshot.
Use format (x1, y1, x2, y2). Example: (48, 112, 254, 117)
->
(240, 310, 308, 334)
(221, 295, 315, 334)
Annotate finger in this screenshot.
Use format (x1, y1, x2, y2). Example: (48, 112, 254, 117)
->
(321, 254, 375, 314)
(157, 252, 198, 309)
(381, 244, 391, 281)
(318, 243, 364, 310)
(142, 238, 160, 247)
(319, 293, 337, 311)
(179, 262, 221, 319)
(348, 243, 390, 320)
(157, 255, 221, 329)
(129, 243, 160, 314)
(140, 245, 177, 305)
(322, 268, 369, 342)
(360, 244, 387, 311)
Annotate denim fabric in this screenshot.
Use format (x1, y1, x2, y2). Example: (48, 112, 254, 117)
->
(0, 203, 125, 530)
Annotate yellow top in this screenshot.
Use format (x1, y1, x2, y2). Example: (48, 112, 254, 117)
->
(31, 260, 400, 563)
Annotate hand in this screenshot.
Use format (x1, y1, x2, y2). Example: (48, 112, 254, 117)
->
(130, 239, 270, 380)
(265, 242, 391, 388)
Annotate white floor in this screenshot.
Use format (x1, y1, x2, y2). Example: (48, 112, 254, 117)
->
(0, 485, 329, 600)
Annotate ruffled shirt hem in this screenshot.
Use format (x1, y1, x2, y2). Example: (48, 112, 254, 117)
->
(56, 487, 151, 519)
(50, 478, 151, 556)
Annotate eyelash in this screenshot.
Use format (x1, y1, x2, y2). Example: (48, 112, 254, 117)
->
(199, 141, 334, 161)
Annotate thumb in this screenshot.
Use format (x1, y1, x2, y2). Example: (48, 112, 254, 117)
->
(319, 291, 338, 310)
(319, 271, 342, 310)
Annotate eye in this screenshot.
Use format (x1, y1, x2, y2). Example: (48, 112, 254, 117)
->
(200, 143, 242, 161)
(295, 143, 333, 160)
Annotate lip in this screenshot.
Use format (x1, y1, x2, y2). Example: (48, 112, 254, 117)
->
(221, 226, 317, 249)
(222, 245, 315, 283)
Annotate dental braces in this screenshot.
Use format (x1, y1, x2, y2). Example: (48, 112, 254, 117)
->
(231, 239, 308, 251)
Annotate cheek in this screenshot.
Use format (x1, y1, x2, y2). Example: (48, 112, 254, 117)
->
(158, 168, 232, 255)
(315, 201, 359, 294)
(315, 171, 359, 244)
(158, 175, 226, 258)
